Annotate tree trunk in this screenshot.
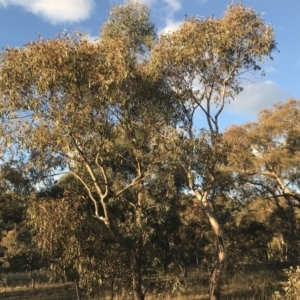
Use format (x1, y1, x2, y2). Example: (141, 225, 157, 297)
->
(196, 252, 200, 274)
(104, 208, 145, 300)
(209, 238, 226, 300)
(74, 280, 82, 300)
(178, 259, 188, 287)
(195, 190, 226, 300)
(161, 238, 170, 274)
(128, 249, 144, 300)
(129, 186, 145, 300)
(101, 184, 145, 300)
(110, 275, 115, 300)
(27, 270, 36, 290)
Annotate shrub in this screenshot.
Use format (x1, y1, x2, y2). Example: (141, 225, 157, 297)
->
(272, 266, 300, 300)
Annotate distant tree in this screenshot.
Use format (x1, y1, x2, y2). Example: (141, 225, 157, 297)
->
(0, 162, 41, 289)
(224, 99, 300, 261)
(225, 99, 300, 206)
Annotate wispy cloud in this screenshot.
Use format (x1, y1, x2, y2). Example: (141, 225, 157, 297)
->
(134, 0, 157, 6)
(0, 0, 94, 24)
(131, 0, 183, 34)
(162, 0, 181, 12)
(225, 80, 291, 115)
(265, 66, 277, 73)
(155, 0, 182, 34)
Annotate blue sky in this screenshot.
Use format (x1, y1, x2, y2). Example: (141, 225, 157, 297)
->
(0, 0, 299, 129)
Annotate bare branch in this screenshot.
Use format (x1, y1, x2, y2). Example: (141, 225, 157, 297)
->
(95, 153, 108, 199)
(70, 171, 101, 219)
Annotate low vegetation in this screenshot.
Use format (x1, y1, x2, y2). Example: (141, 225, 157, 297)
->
(0, 264, 291, 299)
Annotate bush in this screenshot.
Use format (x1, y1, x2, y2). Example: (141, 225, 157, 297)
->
(272, 266, 300, 300)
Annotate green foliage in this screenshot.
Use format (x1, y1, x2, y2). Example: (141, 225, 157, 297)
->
(101, 0, 156, 55)
(0, 163, 31, 232)
(225, 99, 300, 205)
(0, 161, 40, 274)
(28, 192, 131, 295)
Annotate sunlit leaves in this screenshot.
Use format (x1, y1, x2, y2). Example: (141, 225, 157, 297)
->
(224, 99, 300, 205)
(151, 3, 276, 133)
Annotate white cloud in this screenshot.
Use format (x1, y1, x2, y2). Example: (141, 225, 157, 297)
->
(134, 0, 181, 11)
(0, 0, 94, 23)
(159, 18, 182, 34)
(158, 1, 182, 34)
(133, 0, 182, 35)
(225, 80, 291, 115)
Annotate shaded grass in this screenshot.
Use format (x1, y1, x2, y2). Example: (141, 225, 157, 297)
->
(0, 263, 290, 300)
(0, 283, 76, 300)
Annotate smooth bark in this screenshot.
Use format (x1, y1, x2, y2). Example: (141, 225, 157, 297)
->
(195, 190, 226, 300)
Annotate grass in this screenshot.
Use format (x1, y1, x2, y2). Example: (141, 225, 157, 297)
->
(0, 273, 76, 299)
(0, 264, 289, 300)
(0, 283, 76, 299)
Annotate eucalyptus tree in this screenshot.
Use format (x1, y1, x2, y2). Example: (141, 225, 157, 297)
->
(225, 100, 300, 203)
(224, 99, 300, 239)
(0, 2, 176, 299)
(151, 4, 276, 299)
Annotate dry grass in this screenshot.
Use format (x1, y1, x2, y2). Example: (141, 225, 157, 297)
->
(0, 264, 287, 300)
(0, 283, 76, 300)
